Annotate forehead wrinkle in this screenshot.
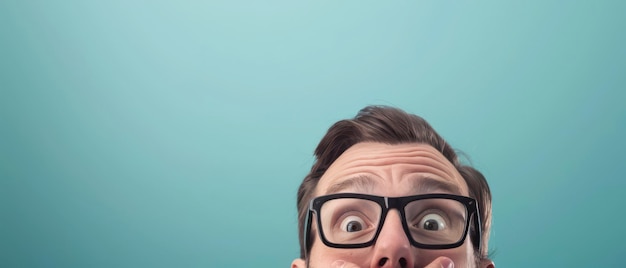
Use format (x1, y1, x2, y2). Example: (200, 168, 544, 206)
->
(389, 156, 456, 176)
(335, 146, 455, 171)
(346, 147, 461, 183)
(388, 160, 467, 196)
(394, 160, 467, 195)
(392, 163, 454, 181)
(317, 142, 465, 196)
(332, 142, 435, 157)
(382, 150, 454, 170)
(336, 155, 458, 182)
(334, 152, 451, 170)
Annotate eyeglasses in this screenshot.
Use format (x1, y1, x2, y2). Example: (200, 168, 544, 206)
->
(304, 193, 481, 255)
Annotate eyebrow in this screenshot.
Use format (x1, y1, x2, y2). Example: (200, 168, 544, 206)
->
(325, 175, 377, 195)
(325, 175, 462, 195)
(412, 176, 462, 195)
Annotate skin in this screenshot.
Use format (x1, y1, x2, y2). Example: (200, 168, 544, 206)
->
(292, 142, 495, 268)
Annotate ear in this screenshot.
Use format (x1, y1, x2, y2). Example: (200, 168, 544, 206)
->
(291, 258, 306, 268)
(479, 258, 495, 268)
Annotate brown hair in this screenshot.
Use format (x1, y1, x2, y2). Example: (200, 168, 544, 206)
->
(296, 105, 492, 260)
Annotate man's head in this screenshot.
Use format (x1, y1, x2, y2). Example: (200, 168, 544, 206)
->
(293, 106, 494, 268)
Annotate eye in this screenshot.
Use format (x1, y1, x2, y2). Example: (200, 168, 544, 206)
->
(340, 216, 366, 232)
(419, 213, 446, 231)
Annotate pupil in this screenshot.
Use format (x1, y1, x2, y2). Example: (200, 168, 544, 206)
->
(347, 221, 362, 232)
(424, 220, 439, 230)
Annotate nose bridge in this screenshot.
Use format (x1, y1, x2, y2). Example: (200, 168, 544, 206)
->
(371, 209, 414, 268)
(378, 208, 409, 244)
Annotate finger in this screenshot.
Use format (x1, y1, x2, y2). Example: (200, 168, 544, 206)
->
(423, 256, 454, 268)
(331, 260, 361, 268)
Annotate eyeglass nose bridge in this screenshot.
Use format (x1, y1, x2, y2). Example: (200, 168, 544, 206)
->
(371, 196, 413, 245)
(377, 196, 409, 231)
(382, 196, 403, 210)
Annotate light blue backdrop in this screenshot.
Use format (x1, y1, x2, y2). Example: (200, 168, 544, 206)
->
(1, 1, 624, 267)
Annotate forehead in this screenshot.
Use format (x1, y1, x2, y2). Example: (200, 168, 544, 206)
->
(315, 142, 469, 197)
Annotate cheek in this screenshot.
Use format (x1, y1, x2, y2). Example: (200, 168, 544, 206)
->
(309, 245, 372, 267)
(414, 240, 476, 267)
(413, 248, 469, 267)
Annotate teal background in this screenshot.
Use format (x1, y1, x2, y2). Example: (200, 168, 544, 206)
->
(1, 1, 624, 267)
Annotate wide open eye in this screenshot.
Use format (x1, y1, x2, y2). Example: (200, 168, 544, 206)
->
(340, 216, 366, 232)
(419, 213, 446, 231)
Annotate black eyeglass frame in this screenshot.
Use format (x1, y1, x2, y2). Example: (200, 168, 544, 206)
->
(304, 193, 481, 256)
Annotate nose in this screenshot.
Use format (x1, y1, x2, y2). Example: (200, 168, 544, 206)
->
(370, 210, 414, 268)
